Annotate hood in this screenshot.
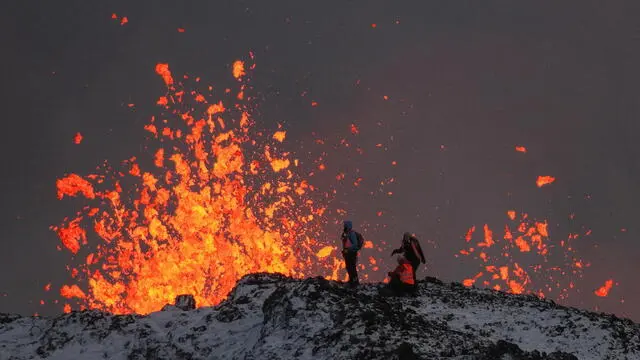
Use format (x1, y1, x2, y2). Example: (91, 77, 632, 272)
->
(403, 232, 413, 242)
(343, 220, 353, 231)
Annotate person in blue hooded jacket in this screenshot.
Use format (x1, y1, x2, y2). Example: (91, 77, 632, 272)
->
(341, 220, 360, 286)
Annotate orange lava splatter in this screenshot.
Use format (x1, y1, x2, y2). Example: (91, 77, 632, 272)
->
(57, 174, 96, 200)
(60, 285, 86, 299)
(154, 149, 164, 167)
(459, 210, 587, 302)
(273, 131, 286, 142)
(232, 60, 245, 79)
(157, 96, 169, 106)
(465, 226, 475, 242)
(515, 146, 527, 153)
(595, 279, 614, 297)
(53, 59, 346, 314)
(111, 13, 128, 26)
(74, 132, 83, 144)
(53, 218, 86, 254)
(478, 224, 494, 247)
(316, 246, 334, 259)
(536, 176, 556, 188)
(463, 272, 483, 287)
(155, 63, 174, 87)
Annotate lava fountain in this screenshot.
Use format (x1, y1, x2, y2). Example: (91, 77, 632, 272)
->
(52, 58, 343, 314)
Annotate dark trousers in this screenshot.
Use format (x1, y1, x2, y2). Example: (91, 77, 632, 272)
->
(410, 260, 420, 283)
(343, 250, 359, 284)
(389, 275, 416, 295)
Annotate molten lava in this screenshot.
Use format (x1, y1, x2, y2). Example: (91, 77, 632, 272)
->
(52, 57, 614, 316)
(459, 210, 590, 301)
(595, 279, 614, 297)
(53, 59, 345, 314)
(536, 176, 556, 188)
(74, 132, 83, 144)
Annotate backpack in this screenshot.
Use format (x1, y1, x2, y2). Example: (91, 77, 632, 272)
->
(408, 237, 425, 263)
(355, 231, 365, 250)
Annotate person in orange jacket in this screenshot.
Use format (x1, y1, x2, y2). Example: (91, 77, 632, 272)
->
(391, 232, 426, 283)
(387, 255, 416, 295)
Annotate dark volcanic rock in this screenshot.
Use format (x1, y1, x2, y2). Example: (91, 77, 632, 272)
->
(0, 274, 637, 360)
(175, 294, 196, 311)
(423, 276, 444, 286)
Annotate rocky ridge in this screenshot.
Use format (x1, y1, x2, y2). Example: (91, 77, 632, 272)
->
(1, 273, 638, 359)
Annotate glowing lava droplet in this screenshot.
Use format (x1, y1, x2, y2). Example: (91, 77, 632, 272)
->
(595, 279, 614, 297)
(536, 176, 556, 188)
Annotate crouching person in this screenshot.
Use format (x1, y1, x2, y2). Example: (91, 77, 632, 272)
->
(386, 256, 416, 296)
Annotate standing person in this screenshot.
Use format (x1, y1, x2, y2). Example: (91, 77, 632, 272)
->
(391, 232, 426, 283)
(341, 220, 363, 287)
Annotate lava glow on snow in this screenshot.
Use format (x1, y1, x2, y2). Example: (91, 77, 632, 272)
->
(52, 58, 616, 315)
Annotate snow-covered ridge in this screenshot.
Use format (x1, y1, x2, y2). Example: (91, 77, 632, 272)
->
(1, 273, 638, 359)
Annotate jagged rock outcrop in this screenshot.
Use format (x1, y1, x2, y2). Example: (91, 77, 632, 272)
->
(162, 294, 196, 312)
(1, 273, 638, 359)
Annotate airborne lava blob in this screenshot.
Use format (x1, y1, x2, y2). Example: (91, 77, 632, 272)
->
(536, 175, 556, 188)
(52, 59, 344, 314)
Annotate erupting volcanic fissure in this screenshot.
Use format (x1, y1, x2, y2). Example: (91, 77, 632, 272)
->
(52, 58, 345, 314)
(51, 57, 616, 316)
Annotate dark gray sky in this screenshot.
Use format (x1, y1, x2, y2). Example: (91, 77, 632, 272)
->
(1, 1, 639, 321)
